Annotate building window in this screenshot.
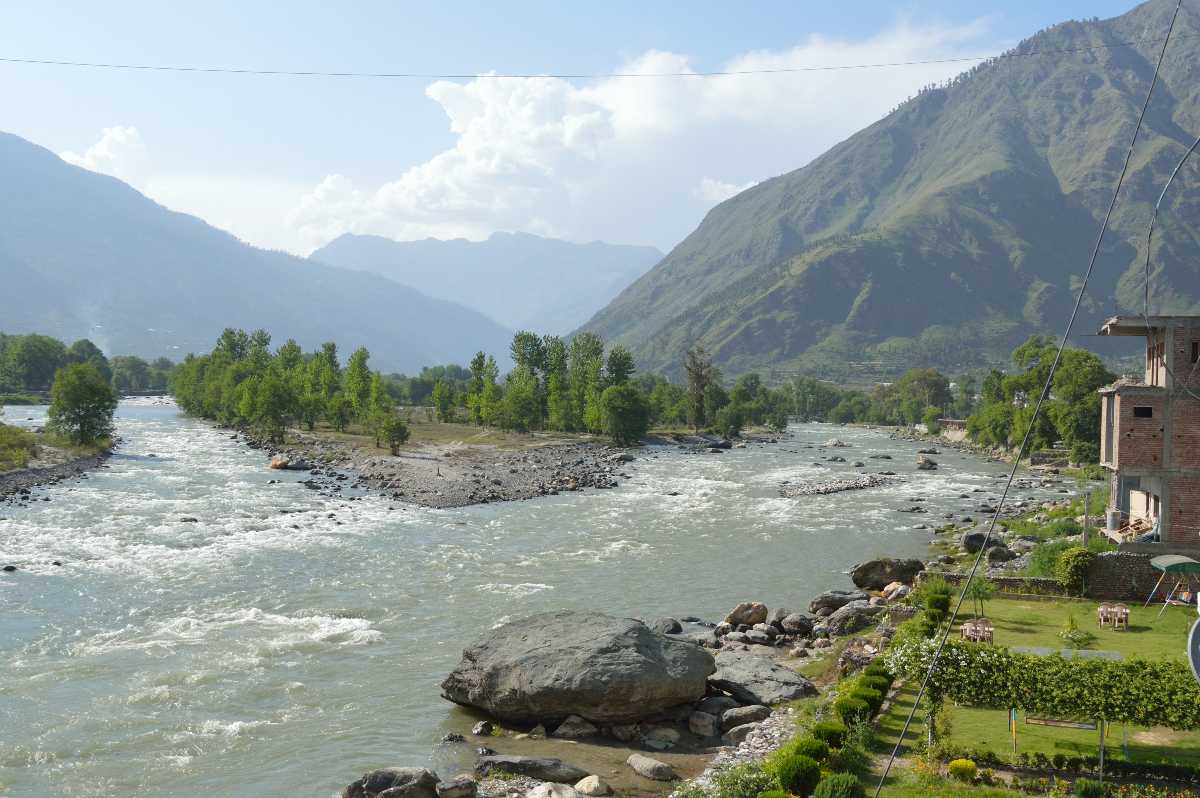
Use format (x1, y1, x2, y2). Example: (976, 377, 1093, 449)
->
(1134, 406, 1154, 418)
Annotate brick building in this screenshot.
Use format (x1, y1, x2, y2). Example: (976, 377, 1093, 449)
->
(1098, 316, 1200, 546)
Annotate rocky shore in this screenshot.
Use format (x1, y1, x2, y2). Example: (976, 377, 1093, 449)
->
(342, 554, 930, 798)
(0, 445, 113, 504)
(241, 427, 781, 509)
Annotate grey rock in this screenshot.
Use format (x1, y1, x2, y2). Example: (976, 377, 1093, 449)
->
(721, 704, 770, 729)
(471, 721, 493, 737)
(809, 589, 868, 614)
(721, 723, 758, 744)
(527, 785, 578, 798)
(986, 545, 1017, 564)
(745, 630, 773, 645)
(651, 617, 683, 635)
(609, 723, 640, 742)
(960, 527, 1003, 553)
(708, 650, 817, 705)
(696, 695, 739, 716)
(825, 601, 885, 637)
(848, 557, 925, 590)
(344, 768, 439, 798)
(780, 613, 814, 635)
(627, 754, 676, 781)
(436, 778, 477, 798)
(475, 756, 589, 784)
(574, 776, 611, 797)
(441, 611, 714, 723)
(552, 715, 599, 739)
(689, 710, 719, 737)
(750, 623, 777, 638)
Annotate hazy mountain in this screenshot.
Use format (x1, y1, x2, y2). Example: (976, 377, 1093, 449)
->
(311, 232, 660, 335)
(580, 0, 1200, 382)
(0, 132, 511, 372)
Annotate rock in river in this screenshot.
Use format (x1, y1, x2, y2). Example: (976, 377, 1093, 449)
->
(476, 756, 589, 784)
(627, 754, 676, 781)
(724, 601, 768, 626)
(708, 650, 816, 705)
(441, 611, 715, 724)
(848, 557, 925, 590)
(343, 767, 439, 798)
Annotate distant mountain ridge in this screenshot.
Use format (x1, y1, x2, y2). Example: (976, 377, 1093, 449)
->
(311, 232, 660, 335)
(579, 0, 1200, 381)
(0, 132, 511, 372)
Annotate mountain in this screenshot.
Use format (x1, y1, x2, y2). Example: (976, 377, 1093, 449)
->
(0, 132, 511, 373)
(311, 232, 660, 335)
(580, 0, 1200, 382)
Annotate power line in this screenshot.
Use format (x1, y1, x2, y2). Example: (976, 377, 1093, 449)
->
(871, 1, 1184, 795)
(1, 32, 1197, 80)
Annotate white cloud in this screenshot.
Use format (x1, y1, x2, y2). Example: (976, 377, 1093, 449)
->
(289, 21, 989, 254)
(60, 125, 149, 188)
(696, 177, 759, 205)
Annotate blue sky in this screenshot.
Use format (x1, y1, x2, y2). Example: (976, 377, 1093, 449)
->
(1, 1, 1144, 254)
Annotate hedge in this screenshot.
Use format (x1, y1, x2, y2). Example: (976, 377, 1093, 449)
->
(885, 638, 1200, 729)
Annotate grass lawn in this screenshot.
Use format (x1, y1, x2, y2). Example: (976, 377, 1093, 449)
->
(876, 597, 1200, 768)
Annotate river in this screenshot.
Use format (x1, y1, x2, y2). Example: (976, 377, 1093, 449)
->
(0, 399, 1070, 797)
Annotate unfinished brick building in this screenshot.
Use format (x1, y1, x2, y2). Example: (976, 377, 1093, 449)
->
(1099, 316, 1200, 546)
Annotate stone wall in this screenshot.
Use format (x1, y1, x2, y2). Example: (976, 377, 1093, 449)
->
(1086, 551, 1163, 601)
(934, 571, 1067, 598)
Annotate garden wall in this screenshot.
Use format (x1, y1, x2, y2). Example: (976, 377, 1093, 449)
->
(1085, 551, 1162, 601)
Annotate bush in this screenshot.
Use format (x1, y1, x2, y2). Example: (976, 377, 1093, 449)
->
(810, 721, 848, 749)
(947, 758, 977, 783)
(862, 661, 892, 680)
(1073, 778, 1105, 798)
(858, 675, 891, 694)
(710, 763, 777, 798)
(1056, 546, 1097, 595)
(849, 687, 883, 713)
(0, 422, 38, 471)
(784, 737, 831, 763)
(812, 773, 864, 798)
(833, 696, 871, 724)
(775, 754, 821, 797)
(758, 791, 788, 798)
(926, 593, 951, 614)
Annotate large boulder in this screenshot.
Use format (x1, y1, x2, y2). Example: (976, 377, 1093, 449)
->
(849, 558, 924, 590)
(344, 768, 439, 798)
(708, 650, 817, 705)
(960, 527, 1003, 553)
(780, 613, 814, 635)
(441, 611, 715, 724)
(724, 602, 768, 626)
(627, 754, 676, 781)
(476, 756, 589, 784)
(809, 590, 868, 614)
(825, 601, 885, 636)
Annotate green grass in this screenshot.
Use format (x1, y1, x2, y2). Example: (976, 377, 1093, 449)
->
(0, 393, 43, 405)
(875, 597, 1200, 769)
(0, 422, 38, 471)
(874, 770, 1022, 798)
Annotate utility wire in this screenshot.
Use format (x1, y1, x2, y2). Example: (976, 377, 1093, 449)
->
(0, 32, 1197, 80)
(871, 1, 1183, 795)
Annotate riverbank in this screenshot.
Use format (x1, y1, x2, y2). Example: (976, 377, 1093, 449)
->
(0, 440, 113, 502)
(239, 422, 784, 509)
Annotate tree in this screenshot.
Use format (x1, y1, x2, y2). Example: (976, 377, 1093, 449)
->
(604, 346, 636, 386)
(544, 336, 571, 431)
(502, 368, 540, 432)
(431, 380, 456, 422)
(250, 372, 291, 443)
(684, 346, 714, 430)
(66, 339, 112, 384)
(2, 334, 68, 390)
(380, 415, 411, 455)
(568, 333, 604, 432)
(344, 347, 372, 422)
(326, 393, 351, 432)
(600, 383, 649, 445)
(110, 355, 152, 393)
(713, 402, 745, 439)
(47, 363, 117, 445)
(467, 351, 488, 425)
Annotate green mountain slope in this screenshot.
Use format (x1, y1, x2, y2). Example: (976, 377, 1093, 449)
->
(580, 0, 1200, 381)
(0, 132, 512, 372)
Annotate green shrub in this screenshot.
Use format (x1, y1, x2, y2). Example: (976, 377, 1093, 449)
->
(0, 422, 38, 471)
(810, 721, 847, 749)
(758, 791, 788, 798)
(1056, 546, 1097, 595)
(775, 753, 821, 797)
(857, 675, 891, 694)
(710, 763, 778, 798)
(812, 773, 864, 798)
(833, 696, 871, 724)
(783, 736, 831, 763)
(947, 758, 977, 783)
(826, 743, 871, 777)
(926, 593, 951, 613)
(862, 661, 892, 680)
(1073, 778, 1105, 798)
(849, 687, 883, 713)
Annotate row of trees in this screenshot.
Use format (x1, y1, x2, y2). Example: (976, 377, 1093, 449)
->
(172, 329, 411, 450)
(0, 333, 173, 395)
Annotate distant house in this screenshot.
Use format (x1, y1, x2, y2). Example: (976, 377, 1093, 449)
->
(1098, 316, 1200, 547)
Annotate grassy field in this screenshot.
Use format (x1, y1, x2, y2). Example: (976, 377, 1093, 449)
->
(876, 596, 1200, 767)
(0, 422, 38, 471)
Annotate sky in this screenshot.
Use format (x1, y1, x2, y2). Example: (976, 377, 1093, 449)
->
(1, 1, 1144, 256)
